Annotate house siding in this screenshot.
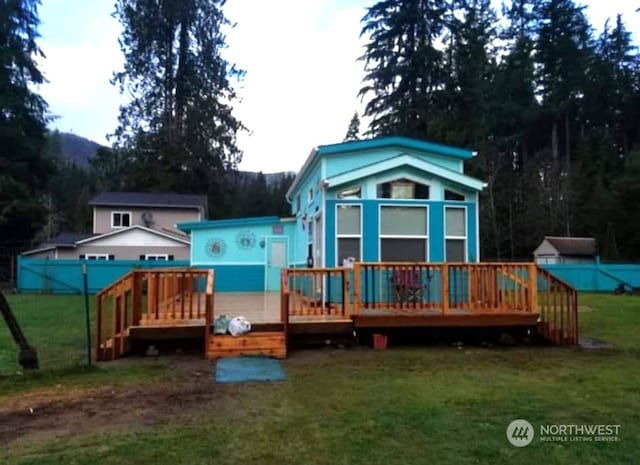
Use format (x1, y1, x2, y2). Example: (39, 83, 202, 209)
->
(323, 147, 464, 179)
(57, 245, 189, 260)
(324, 199, 477, 267)
(93, 206, 201, 234)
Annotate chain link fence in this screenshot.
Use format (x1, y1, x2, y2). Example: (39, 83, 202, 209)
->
(0, 287, 92, 375)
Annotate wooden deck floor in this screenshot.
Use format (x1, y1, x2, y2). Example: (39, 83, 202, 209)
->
(133, 292, 538, 333)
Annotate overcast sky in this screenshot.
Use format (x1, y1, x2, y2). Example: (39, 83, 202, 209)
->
(37, 0, 639, 173)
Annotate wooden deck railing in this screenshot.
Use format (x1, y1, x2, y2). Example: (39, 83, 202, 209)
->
(96, 268, 214, 361)
(282, 262, 578, 346)
(356, 262, 538, 314)
(285, 267, 352, 318)
(537, 267, 578, 345)
(140, 269, 210, 324)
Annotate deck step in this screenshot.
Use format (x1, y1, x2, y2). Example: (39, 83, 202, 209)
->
(206, 331, 286, 359)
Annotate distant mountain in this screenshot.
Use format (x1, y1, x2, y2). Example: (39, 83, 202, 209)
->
(54, 133, 296, 183)
(58, 132, 104, 168)
(235, 170, 296, 185)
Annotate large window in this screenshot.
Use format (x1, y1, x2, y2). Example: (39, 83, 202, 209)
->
(380, 206, 428, 261)
(111, 211, 131, 228)
(336, 204, 361, 264)
(445, 207, 466, 262)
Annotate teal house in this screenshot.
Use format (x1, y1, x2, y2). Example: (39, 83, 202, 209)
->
(178, 136, 485, 292)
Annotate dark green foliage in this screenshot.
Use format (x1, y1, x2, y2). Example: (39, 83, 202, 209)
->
(359, 0, 640, 260)
(0, 0, 52, 249)
(344, 112, 361, 141)
(110, 0, 244, 198)
(359, 0, 447, 138)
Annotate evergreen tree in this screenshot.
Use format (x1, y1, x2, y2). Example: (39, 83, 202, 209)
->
(0, 0, 52, 247)
(344, 112, 361, 141)
(111, 0, 244, 198)
(534, 0, 593, 235)
(358, 0, 447, 138)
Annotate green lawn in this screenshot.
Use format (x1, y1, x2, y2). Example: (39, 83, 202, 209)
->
(1, 292, 639, 464)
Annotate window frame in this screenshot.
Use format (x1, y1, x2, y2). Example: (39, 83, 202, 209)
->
(144, 254, 169, 261)
(376, 178, 430, 200)
(84, 253, 111, 261)
(335, 203, 362, 265)
(378, 204, 429, 262)
(111, 211, 132, 228)
(307, 187, 314, 205)
(444, 205, 467, 262)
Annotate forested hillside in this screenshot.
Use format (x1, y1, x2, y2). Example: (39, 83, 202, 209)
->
(2, 0, 639, 270)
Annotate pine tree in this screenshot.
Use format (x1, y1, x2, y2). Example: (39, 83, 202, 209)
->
(111, 0, 244, 196)
(344, 112, 361, 141)
(358, 0, 447, 138)
(534, 0, 594, 236)
(0, 0, 52, 247)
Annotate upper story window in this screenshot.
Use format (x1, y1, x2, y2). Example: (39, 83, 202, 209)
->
(337, 186, 361, 199)
(377, 178, 429, 199)
(308, 187, 314, 204)
(444, 189, 466, 201)
(111, 211, 131, 228)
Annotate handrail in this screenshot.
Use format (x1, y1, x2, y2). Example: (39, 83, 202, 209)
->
(96, 267, 213, 361)
(536, 266, 578, 345)
(285, 267, 351, 318)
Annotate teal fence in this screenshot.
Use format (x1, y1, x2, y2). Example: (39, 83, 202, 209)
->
(16, 257, 267, 294)
(17, 257, 191, 294)
(541, 263, 640, 292)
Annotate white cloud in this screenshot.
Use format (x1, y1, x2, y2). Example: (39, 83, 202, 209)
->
(224, 0, 370, 172)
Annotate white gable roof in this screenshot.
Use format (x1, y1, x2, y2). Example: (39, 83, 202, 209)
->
(324, 153, 486, 191)
(76, 225, 190, 247)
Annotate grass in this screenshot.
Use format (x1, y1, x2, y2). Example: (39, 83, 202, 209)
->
(1, 292, 639, 464)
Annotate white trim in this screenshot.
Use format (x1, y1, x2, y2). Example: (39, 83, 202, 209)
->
(444, 205, 468, 262)
(264, 236, 290, 291)
(92, 207, 97, 234)
(84, 253, 111, 260)
(144, 254, 169, 260)
(111, 211, 132, 229)
(378, 204, 429, 262)
(325, 154, 486, 191)
(76, 224, 190, 245)
(443, 187, 467, 201)
(335, 203, 363, 265)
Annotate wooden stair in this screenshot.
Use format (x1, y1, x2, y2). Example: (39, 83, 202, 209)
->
(206, 331, 287, 359)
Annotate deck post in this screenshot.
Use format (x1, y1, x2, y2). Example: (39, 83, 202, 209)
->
(343, 269, 351, 318)
(528, 263, 538, 313)
(132, 272, 142, 325)
(352, 262, 361, 315)
(441, 263, 449, 315)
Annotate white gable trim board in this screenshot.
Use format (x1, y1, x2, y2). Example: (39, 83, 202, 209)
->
(77, 226, 189, 247)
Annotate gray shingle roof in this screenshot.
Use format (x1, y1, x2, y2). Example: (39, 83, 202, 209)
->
(545, 236, 597, 257)
(89, 192, 207, 210)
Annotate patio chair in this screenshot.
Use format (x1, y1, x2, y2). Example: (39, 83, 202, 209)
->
(391, 269, 430, 304)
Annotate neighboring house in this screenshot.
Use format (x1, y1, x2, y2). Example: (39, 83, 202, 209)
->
(89, 191, 206, 235)
(178, 136, 486, 291)
(534, 236, 597, 264)
(22, 192, 205, 261)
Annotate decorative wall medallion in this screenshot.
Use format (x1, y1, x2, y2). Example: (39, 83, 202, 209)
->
(236, 231, 256, 250)
(205, 238, 227, 258)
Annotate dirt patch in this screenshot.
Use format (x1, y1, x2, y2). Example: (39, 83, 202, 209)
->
(0, 358, 222, 445)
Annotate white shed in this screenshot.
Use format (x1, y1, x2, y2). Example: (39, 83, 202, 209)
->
(533, 236, 597, 264)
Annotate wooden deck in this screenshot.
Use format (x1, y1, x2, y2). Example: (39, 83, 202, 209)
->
(95, 263, 578, 361)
